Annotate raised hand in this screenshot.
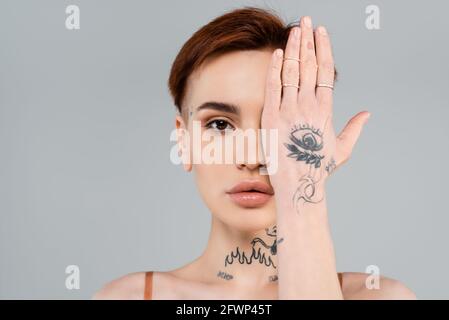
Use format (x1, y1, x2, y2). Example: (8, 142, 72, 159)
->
(262, 16, 370, 214)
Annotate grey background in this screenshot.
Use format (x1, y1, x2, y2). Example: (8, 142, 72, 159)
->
(1, 0, 448, 299)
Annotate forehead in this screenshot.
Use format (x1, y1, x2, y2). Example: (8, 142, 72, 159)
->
(183, 50, 273, 111)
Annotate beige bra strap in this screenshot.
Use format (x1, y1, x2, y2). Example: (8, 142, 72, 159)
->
(144, 271, 153, 300)
(338, 273, 343, 289)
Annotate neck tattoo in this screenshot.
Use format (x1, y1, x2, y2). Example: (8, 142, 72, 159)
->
(216, 226, 284, 282)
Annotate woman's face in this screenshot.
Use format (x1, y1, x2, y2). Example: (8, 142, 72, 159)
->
(176, 49, 277, 232)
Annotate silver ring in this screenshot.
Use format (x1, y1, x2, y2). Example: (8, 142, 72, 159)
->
(283, 57, 300, 62)
(316, 83, 334, 90)
(282, 83, 300, 89)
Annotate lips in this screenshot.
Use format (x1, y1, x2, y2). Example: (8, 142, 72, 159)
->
(226, 180, 274, 208)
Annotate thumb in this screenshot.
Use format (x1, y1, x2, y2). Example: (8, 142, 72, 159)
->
(335, 111, 371, 165)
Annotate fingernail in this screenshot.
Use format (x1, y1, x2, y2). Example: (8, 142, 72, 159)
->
(293, 27, 299, 36)
(318, 26, 327, 35)
(303, 16, 312, 27)
(276, 49, 283, 57)
(365, 113, 371, 123)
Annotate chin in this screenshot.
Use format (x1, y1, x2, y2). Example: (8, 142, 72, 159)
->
(217, 205, 276, 232)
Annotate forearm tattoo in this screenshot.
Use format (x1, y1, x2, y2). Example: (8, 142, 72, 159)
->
(284, 122, 334, 214)
(218, 226, 284, 282)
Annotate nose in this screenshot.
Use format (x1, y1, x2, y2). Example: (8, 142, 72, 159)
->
(233, 122, 267, 171)
(236, 161, 265, 171)
(235, 141, 266, 171)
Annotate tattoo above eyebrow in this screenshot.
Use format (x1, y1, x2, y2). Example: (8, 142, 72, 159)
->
(194, 101, 241, 116)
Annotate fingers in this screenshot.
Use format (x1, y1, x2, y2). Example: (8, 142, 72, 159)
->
(335, 111, 371, 166)
(281, 27, 301, 106)
(299, 16, 317, 94)
(263, 48, 284, 118)
(314, 26, 335, 111)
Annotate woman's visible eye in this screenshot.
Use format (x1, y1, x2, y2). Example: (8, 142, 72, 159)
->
(205, 119, 235, 133)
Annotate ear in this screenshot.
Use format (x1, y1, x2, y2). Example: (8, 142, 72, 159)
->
(175, 114, 192, 172)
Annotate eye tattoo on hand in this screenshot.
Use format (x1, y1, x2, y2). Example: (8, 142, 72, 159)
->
(284, 124, 324, 168)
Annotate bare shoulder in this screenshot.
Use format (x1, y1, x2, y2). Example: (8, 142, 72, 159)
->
(93, 272, 146, 300)
(340, 272, 416, 300)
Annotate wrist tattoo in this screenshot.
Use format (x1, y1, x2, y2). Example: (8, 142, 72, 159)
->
(292, 171, 324, 214)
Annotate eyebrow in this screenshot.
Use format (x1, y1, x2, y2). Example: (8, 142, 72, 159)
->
(194, 101, 241, 116)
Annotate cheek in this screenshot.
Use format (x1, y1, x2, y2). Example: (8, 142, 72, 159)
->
(193, 164, 228, 198)
(193, 164, 236, 216)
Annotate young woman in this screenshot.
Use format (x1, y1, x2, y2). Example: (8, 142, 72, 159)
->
(94, 7, 415, 300)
